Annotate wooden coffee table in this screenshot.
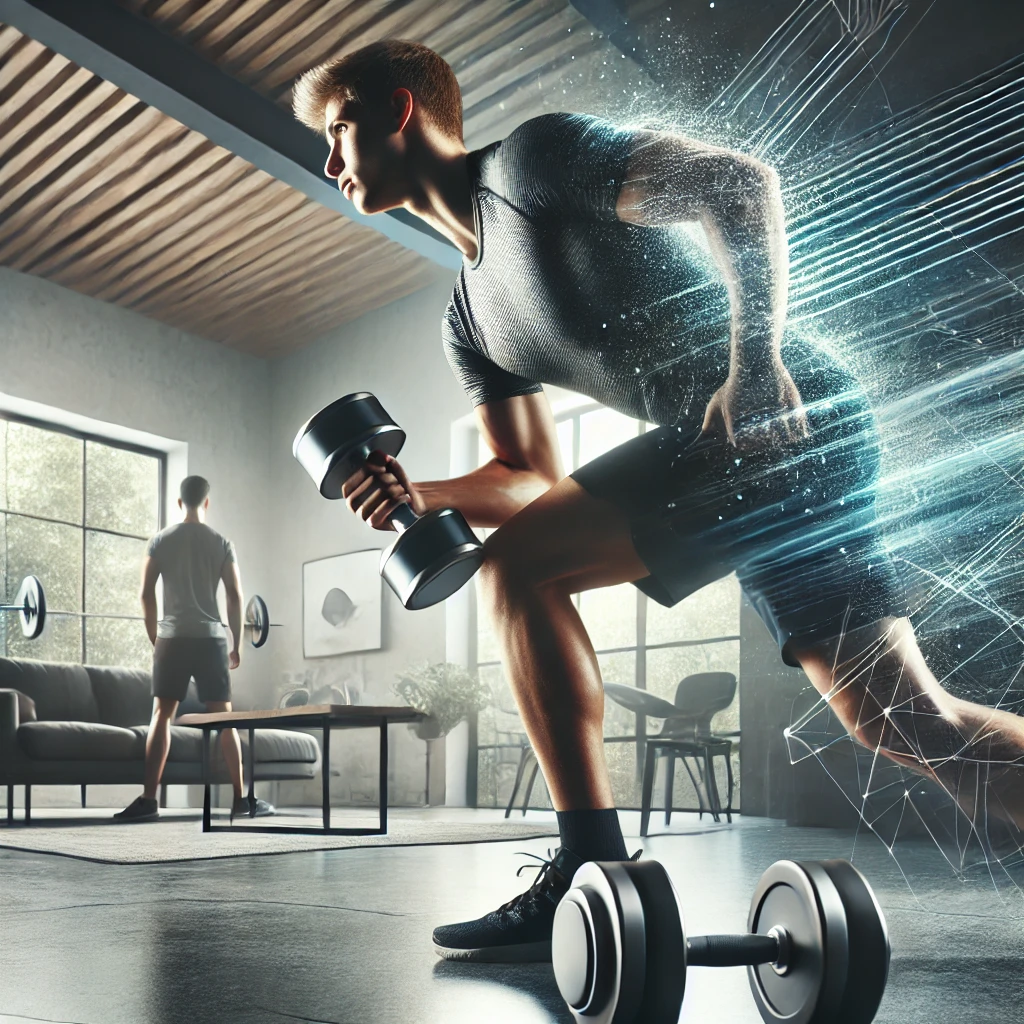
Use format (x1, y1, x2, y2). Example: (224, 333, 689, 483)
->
(176, 704, 427, 835)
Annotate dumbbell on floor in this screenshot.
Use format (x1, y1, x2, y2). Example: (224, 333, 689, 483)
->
(552, 857, 890, 1024)
(292, 392, 484, 610)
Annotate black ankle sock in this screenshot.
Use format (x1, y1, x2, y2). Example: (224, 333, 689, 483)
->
(556, 808, 628, 862)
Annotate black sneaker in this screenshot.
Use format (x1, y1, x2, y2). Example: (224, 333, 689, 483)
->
(432, 847, 585, 963)
(231, 795, 276, 819)
(113, 796, 159, 822)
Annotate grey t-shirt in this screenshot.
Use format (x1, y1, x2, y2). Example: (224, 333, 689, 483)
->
(146, 522, 236, 640)
(442, 112, 852, 428)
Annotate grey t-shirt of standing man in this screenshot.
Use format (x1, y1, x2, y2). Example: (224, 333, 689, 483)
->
(146, 522, 237, 639)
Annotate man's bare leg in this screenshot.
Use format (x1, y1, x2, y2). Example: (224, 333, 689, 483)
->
(206, 699, 244, 802)
(477, 476, 650, 811)
(142, 697, 179, 800)
(433, 477, 650, 961)
(795, 617, 1024, 829)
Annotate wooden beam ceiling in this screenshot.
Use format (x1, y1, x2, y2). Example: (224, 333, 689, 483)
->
(0, 1, 644, 358)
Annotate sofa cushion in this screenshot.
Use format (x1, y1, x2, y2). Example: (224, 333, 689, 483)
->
(0, 658, 98, 722)
(130, 725, 319, 764)
(86, 665, 153, 727)
(17, 721, 143, 761)
(14, 689, 37, 723)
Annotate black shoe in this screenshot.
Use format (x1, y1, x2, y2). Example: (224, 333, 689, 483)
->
(113, 796, 159, 822)
(432, 847, 586, 963)
(230, 795, 275, 820)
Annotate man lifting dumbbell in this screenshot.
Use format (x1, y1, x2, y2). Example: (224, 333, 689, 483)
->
(291, 40, 1024, 979)
(115, 476, 274, 822)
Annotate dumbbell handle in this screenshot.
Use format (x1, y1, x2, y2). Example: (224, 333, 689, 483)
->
(687, 929, 788, 969)
(389, 500, 420, 534)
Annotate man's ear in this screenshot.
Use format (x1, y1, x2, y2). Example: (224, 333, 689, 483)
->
(392, 88, 414, 133)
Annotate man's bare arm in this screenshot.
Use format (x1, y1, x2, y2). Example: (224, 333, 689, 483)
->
(345, 392, 565, 531)
(617, 131, 806, 444)
(617, 131, 787, 367)
(139, 556, 160, 646)
(220, 559, 244, 659)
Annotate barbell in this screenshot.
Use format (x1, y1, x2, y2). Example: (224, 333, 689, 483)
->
(0, 575, 46, 640)
(552, 857, 890, 1024)
(1, 576, 279, 648)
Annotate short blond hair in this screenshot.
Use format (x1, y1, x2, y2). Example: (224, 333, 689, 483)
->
(292, 39, 462, 139)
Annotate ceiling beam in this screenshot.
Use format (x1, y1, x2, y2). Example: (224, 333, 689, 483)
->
(0, 0, 462, 269)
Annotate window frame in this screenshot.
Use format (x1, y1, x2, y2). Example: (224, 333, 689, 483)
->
(0, 409, 167, 664)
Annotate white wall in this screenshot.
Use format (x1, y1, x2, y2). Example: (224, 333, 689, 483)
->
(267, 275, 466, 805)
(0, 267, 273, 705)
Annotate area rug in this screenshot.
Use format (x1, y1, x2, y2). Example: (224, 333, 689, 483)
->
(0, 809, 559, 865)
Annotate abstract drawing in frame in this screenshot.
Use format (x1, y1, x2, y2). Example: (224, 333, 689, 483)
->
(302, 549, 382, 657)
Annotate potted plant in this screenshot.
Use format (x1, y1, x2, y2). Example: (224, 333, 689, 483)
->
(394, 662, 491, 739)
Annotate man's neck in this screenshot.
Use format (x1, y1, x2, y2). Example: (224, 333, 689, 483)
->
(182, 512, 203, 524)
(403, 143, 477, 262)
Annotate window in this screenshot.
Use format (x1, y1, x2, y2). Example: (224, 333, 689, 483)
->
(473, 402, 741, 811)
(0, 414, 164, 669)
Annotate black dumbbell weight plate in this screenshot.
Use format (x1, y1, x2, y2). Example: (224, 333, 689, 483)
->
(292, 392, 406, 499)
(17, 575, 46, 640)
(817, 860, 890, 1024)
(245, 594, 269, 648)
(552, 862, 648, 1024)
(747, 861, 850, 1024)
(620, 859, 688, 1023)
(380, 508, 484, 610)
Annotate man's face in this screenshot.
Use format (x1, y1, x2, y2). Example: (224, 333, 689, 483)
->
(323, 95, 405, 215)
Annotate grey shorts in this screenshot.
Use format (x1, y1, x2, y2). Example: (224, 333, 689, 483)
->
(152, 637, 231, 703)
(572, 388, 907, 666)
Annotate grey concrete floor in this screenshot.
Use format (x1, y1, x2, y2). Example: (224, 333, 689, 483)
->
(1, 809, 1022, 1024)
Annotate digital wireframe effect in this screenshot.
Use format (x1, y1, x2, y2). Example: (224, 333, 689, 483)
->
(608, 0, 1024, 899)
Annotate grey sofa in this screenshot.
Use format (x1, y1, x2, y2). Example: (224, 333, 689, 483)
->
(0, 656, 321, 824)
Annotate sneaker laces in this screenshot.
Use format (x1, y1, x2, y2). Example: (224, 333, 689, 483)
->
(496, 849, 564, 916)
(496, 847, 644, 916)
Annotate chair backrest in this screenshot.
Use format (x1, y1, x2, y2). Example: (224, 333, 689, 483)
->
(661, 672, 737, 736)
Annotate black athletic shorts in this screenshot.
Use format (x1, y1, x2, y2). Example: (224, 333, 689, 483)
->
(152, 637, 231, 703)
(572, 388, 907, 666)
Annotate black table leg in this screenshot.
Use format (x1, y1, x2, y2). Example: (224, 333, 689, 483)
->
(7, 784, 13, 824)
(202, 728, 211, 832)
(322, 722, 331, 832)
(80, 784, 87, 809)
(248, 726, 256, 816)
(379, 720, 388, 835)
(24, 785, 31, 825)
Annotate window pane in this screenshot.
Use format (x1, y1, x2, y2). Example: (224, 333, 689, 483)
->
(0, 421, 7, 510)
(5, 513, 82, 615)
(646, 640, 740, 718)
(599, 651, 640, 806)
(580, 583, 637, 651)
(646, 573, 742, 645)
(3, 513, 83, 662)
(3, 422, 83, 523)
(578, 408, 637, 466)
(647, 640, 741, 812)
(86, 442, 160, 536)
(85, 531, 147, 616)
(86, 618, 152, 671)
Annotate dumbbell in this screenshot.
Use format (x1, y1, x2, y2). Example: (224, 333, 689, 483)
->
(292, 392, 484, 610)
(552, 857, 890, 1024)
(0, 576, 47, 640)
